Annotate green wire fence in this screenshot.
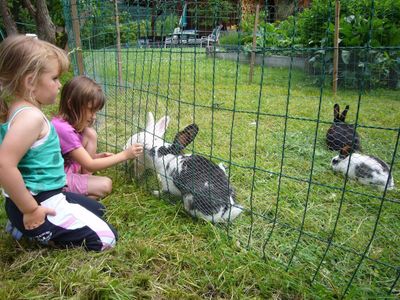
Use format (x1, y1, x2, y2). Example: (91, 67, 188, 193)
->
(62, 0, 400, 297)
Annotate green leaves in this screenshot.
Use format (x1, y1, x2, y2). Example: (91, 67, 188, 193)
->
(296, 0, 400, 48)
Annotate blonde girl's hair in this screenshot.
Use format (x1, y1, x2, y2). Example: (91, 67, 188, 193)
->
(58, 75, 105, 132)
(0, 34, 70, 123)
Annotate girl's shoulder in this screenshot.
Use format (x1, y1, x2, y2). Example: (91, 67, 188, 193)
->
(3, 106, 48, 141)
(51, 116, 83, 152)
(9, 105, 42, 116)
(51, 116, 72, 129)
(8, 105, 46, 125)
(51, 116, 78, 136)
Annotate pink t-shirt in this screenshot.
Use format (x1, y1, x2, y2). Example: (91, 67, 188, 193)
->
(51, 116, 83, 174)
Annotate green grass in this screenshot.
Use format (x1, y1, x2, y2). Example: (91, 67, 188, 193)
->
(1, 47, 399, 299)
(0, 178, 319, 299)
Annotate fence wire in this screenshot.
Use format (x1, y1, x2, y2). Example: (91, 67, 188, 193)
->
(62, 0, 400, 297)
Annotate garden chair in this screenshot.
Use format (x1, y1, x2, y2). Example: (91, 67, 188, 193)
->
(164, 27, 181, 47)
(201, 24, 223, 47)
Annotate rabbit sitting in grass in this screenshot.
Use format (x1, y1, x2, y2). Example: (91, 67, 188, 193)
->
(331, 145, 394, 191)
(326, 103, 361, 151)
(125, 112, 243, 223)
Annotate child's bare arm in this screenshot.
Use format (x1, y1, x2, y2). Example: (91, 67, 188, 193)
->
(95, 152, 114, 158)
(68, 143, 143, 173)
(0, 110, 56, 229)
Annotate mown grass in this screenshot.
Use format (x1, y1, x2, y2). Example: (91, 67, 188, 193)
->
(1, 47, 399, 299)
(0, 178, 320, 299)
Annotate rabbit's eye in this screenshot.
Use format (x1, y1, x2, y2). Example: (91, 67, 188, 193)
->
(332, 158, 339, 165)
(149, 147, 156, 158)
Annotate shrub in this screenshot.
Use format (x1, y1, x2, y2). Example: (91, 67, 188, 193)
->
(303, 0, 400, 89)
(219, 31, 246, 47)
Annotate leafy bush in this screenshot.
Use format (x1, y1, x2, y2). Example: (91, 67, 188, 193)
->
(297, 0, 400, 47)
(219, 31, 245, 47)
(309, 48, 400, 89)
(240, 10, 268, 34)
(303, 0, 400, 89)
(154, 14, 178, 37)
(79, 1, 177, 49)
(236, 16, 300, 55)
(189, 0, 235, 28)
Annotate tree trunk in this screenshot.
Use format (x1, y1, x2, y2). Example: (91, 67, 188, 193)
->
(23, 0, 56, 44)
(0, 0, 18, 36)
(35, 0, 56, 43)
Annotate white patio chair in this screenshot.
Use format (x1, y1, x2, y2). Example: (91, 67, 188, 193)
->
(201, 25, 223, 47)
(164, 27, 182, 47)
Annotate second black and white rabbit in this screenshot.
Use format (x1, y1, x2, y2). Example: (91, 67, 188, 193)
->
(125, 112, 243, 223)
(331, 145, 394, 191)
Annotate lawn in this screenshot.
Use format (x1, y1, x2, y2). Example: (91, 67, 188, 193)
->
(1, 47, 399, 299)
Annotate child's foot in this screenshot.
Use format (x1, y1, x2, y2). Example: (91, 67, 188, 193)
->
(5, 220, 23, 240)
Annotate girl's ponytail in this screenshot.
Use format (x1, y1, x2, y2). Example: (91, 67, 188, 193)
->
(0, 82, 8, 123)
(0, 100, 7, 123)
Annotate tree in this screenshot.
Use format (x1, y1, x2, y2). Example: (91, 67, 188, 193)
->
(0, 0, 57, 43)
(23, 0, 56, 43)
(0, 0, 17, 36)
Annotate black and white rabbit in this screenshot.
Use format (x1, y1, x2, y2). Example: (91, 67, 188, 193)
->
(326, 103, 361, 151)
(331, 145, 394, 191)
(125, 112, 243, 223)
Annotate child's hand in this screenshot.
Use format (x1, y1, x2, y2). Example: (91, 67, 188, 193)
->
(124, 143, 143, 159)
(23, 206, 56, 230)
(96, 152, 114, 159)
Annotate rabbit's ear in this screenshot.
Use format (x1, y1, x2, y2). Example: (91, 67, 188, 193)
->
(154, 116, 170, 138)
(174, 124, 199, 148)
(145, 112, 155, 132)
(333, 103, 340, 121)
(340, 105, 350, 122)
(167, 124, 199, 155)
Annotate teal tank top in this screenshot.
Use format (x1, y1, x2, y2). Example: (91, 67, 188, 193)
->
(0, 107, 66, 194)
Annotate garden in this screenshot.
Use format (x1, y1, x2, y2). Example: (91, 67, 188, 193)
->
(1, 0, 399, 298)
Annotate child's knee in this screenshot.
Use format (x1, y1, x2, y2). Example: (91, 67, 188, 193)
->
(96, 177, 112, 198)
(103, 177, 112, 195)
(88, 176, 112, 199)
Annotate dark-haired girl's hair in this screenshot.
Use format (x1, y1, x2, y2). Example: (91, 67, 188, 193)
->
(58, 75, 105, 132)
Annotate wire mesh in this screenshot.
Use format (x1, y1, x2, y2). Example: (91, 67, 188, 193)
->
(62, 0, 400, 297)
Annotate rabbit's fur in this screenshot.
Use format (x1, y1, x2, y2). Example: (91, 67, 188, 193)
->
(331, 145, 394, 191)
(326, 104, 361, 151)
(125, 112, 243, 223)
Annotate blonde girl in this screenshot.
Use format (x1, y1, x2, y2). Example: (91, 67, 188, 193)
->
(0, 35, 116, 251)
